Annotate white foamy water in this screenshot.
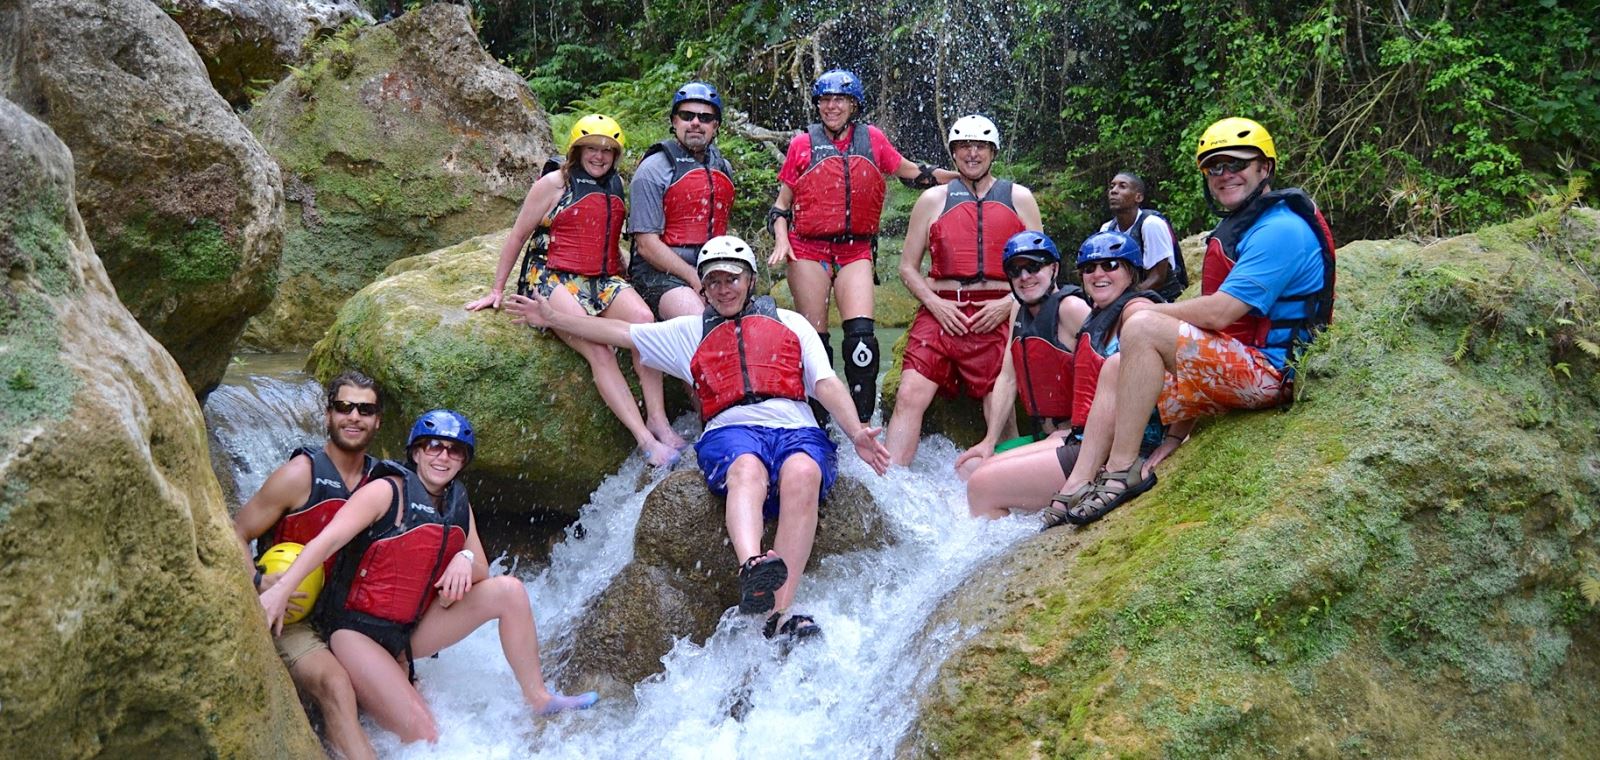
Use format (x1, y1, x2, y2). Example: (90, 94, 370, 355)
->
(203, 361, 326, 503)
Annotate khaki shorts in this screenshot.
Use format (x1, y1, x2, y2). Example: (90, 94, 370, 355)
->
(275, 621, 329, 669)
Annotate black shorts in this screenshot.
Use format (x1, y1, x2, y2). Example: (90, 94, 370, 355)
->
(631, 265, 692, 317)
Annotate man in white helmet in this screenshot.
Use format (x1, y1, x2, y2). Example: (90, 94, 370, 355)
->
(889, 115, 1044, 465)
(505, 236, 890, 642)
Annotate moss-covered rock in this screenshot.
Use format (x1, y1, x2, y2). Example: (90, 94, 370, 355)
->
(3, 0, 286, 397)
(0, 98, 320, 759)
(162, 0, 374, 108)
(243, 3, 553, 350)
(308, 229, 670, 509)
(911, 209, 1600, 756)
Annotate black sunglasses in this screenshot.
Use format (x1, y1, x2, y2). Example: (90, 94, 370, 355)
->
(674, 110, 720, 124)
(1004, 259, 1049, 278)
(1078, 260, 1126, 275)
(329, 399, 380, 417)
(1202, 157, 1255, 177)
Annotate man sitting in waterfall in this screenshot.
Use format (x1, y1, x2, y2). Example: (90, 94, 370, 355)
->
(888, 115, 1043, 465)
(232, 371, 380, 760)
(505, 235, 891, 642)
(1048, 117, 1336, 524)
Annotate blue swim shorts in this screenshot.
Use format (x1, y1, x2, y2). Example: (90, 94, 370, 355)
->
(694, 425, 839, 519)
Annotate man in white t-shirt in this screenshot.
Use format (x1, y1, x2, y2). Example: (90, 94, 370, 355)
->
(1101, 171, 1188, 302)
(505, 235, 889, 642)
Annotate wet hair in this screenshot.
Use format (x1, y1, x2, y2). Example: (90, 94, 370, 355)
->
(1114, 171, 1148, 198)
(325, 370, 380, 412)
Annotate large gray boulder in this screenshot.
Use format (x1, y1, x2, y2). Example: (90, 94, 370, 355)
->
(162, 0, 374, 107)
(244, 2, 554, 350)
(1, 0, 285, 397)
(0, 97, 319, 759)
(561, 469, 891, 690)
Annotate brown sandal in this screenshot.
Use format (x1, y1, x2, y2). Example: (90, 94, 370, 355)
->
(1040, 482, 1093, 532)
(1065, 457, 1155, 526)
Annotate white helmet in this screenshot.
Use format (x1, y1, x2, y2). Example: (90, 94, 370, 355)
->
(947, 114, 1000, 152)
(696, 235, 759, 277)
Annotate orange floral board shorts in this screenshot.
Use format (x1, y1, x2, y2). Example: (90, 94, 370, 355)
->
(1157, 322, 1287, 423)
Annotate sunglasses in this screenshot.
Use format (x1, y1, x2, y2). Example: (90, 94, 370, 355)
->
(1078, 260, 1126, 275)
(419, 438, 468, 461)
(1004, 259, 1049, 278)
(674, 110, 720, 124)
(329, 399, 380, 417)
(1202, 157, 1255, 177)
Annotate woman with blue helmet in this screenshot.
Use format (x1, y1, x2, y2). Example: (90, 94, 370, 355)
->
(261, 410, 598, 743)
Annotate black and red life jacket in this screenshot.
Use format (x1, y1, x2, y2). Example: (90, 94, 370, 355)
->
(646, 139, 734, 248)
(259, 446, 374, 573)
(790, 123, 885, 241)
(543, 167, 626, 276)
(1201, 188, 1336, 354)
(1010, 287, 1083, 423)
(929, 179, 1025, 282)
(1071, 289, 1163, 428)
(690, 296, 808, 423)
(320, 461, 470, 628)
(1115, 208, 1189, 302)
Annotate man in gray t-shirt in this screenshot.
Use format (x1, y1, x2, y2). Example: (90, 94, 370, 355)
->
(629, 81, 737, 319)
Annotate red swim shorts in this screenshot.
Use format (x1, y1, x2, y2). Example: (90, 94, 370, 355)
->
(902, 291, 1010, 399)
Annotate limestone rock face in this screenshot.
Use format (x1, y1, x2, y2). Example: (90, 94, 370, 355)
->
(163, 0, 374, 107)
(913, 211, 1600, 756)
(0, 98, 319, 759)
(562, 470, 889, 689)
(1, 0, 285, 397)
(308, 230, 657, 508)
(244, 3, 553, 350)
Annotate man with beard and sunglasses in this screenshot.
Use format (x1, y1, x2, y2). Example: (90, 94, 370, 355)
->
(232, 370, 382, 760)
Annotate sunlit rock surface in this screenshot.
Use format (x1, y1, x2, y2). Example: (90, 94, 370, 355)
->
(0, 97, 319, 759)
(163, 0, 373, 108)
(244, 2, 553, 350)
(1, 0, 285, 397)
(912, 210, 1600, 755)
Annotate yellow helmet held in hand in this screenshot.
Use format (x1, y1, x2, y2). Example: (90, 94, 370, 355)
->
(1196, 117, 1276, 168)
(569, 113, 626, 152)
(257, 542, 324, 625)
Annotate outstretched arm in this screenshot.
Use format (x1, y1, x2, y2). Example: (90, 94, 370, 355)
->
(466, 172, 564, 311)
(502, 289, 639, 350)
(813, 376, 890, 475)
(258, 479, 389, 635)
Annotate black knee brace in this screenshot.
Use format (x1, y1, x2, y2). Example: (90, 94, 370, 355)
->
(811, 331, 834, 426)
(841, 317, 879, 423)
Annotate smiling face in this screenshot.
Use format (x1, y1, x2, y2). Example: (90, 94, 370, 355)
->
(1080, 260, 1136, 309)
(410, 437, 467, 493)
(326, 386, 380, 453)
(950, 140, 995, 182)
(815, 94, 856, 131)
(1006, 257, 1057, 305)
(579, 144, 618, 176)
(700, 267, 752, 317)
(672, 102, 718, 152)
(1203, 152, 1272, 212)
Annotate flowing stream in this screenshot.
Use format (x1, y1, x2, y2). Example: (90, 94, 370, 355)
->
(206, 355, 1036, 759)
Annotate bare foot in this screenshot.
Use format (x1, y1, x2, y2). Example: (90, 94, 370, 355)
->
(642, 440, 681, 468)
(647, 418, 687, 450)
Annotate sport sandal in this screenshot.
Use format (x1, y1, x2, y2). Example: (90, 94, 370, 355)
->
(1065, 457, 1155, 526)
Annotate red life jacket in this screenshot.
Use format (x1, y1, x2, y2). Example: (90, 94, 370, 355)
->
(1201, 188, 1336, 353)
(1071, 289, 1163, 428)
(791, 123, 885, 241)
(1010, 287, 1082, 422)
(647, 140, 735, 248)
(260, 446, 373, 574)
(690, 297, 808, 423)
(543, 168, 626, 276)
(321, 460, 469, 628)
(929, 179, 1025, 282)
(1112, 208, 1189, 302)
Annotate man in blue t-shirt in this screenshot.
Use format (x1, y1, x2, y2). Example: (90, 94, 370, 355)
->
(1048, 117, 1334, 527)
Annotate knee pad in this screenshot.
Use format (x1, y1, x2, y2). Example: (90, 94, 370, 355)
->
(841, 317, 879, 423)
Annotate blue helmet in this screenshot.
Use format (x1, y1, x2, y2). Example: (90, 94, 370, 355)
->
(1077, 231, 1143, 272)
(812, 69, 865, 107)
(407, 409, 475, 461)
(671, 81, 722, 118)
(1002, 231, 1061, 266)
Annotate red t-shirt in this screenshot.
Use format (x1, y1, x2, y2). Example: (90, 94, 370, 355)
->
(779, 124, 906, 261)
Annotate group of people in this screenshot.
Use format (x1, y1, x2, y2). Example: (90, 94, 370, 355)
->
(239, 63, 1335, 752)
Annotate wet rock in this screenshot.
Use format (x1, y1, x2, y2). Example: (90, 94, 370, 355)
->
(162, 0, 373, 108)
(243, 2, 553, 351)
(912, 211, 1600, 756)
(0, 98, 319, 759)
(308, 230, 668, 508)
(562, 469, 889, 689)
(2, 0, 284, 397)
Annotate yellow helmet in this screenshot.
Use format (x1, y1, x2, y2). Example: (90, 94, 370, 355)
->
(256, 542, 325, 625)
(569, 113, 626, 152)
(1195, 117, 1276, 168)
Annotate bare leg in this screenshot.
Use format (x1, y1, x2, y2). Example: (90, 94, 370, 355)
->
(289, 649, 376, 760)
(329, 629, 437, 744)
(1063, 353, 1124, 493)
(603, 288, 686, 450)
(544, 287, 675, 465)
(832, 259, 875, 322)
(723, 454, 771, 565)
(786, 260, 835, 333)
(966, 444, 1070, 519)
(886, 369, 939, 466)
(770, 454, 821, 612)
(1102, 311, 1181, 473)
(657, 286, 705, 320)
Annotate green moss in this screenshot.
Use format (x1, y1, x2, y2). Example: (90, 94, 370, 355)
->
(10, 198, 75, 296)
(113, 215, 240, 285)
(0, 290, 78, 450)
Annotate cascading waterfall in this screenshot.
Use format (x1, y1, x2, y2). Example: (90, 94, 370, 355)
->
(203, 357, 328, 505)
